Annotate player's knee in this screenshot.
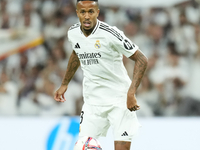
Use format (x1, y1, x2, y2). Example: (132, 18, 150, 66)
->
(114, 141, 131, 150)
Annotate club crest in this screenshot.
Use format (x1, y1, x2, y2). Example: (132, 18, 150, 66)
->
(94, 40, 101, 49)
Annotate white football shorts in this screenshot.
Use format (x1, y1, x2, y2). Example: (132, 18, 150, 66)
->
(79, 100, 141, 141)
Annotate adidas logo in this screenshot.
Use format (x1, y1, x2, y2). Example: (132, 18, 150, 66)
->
(75, 43, 80, 48)
(121, 131, 128, 136)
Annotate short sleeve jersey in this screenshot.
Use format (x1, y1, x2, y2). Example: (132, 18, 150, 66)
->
(68, 20, 139, 105)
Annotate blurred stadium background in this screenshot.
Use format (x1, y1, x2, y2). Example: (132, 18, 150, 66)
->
(0, 0, 200, 150)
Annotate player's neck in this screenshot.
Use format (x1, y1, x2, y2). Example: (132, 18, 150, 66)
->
(81, 26, 94, 37)
(81, 21, 97, 37)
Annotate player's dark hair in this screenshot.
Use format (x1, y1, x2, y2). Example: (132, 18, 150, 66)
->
(76, 0, 99, 8)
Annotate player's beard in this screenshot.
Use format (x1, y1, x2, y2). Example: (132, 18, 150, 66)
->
(82, 26, 94, 36)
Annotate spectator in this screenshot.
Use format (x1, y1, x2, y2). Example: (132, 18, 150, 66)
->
(177, 40, 200, 116)
(149, 42, 189, 116)
(136, 75, 160, 117)
(43, 10, 68, 48)
(105, 5, 129, 30)
(0, 71, 18, 115)
(1, 13, 10, 29)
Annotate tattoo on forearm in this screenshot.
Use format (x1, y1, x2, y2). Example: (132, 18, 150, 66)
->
(62, 51, 80, 85)
(130, 50, 148, 92)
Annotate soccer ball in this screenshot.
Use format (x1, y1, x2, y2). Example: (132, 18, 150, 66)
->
(74, 136, 102, 150)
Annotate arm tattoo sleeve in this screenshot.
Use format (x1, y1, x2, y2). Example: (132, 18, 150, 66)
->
(62, 50, 80, 86)
(129, 50, 148, 93)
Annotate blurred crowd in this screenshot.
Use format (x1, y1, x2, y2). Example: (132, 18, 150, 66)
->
(0, 0, 200, 117)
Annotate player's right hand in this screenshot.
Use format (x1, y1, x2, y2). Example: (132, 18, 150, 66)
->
(54, 85, 68, 102)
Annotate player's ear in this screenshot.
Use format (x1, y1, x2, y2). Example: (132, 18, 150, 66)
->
(76, 9, 79, 17)
(97, 9, 100, 17)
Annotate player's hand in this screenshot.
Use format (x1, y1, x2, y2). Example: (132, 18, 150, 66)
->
(54, 85, 68, 102)
(127, 92, 140, 111)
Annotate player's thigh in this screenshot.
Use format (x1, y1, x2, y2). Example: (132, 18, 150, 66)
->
(108, 100, 141, 141)
(79, 103, 110, 138)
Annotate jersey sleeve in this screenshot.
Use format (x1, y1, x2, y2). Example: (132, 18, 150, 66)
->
(67, 30, 73, 46)
(111, 26, 139, 58)
(67, 22, 80, 45)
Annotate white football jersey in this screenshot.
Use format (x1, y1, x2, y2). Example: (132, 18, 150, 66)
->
(68, 20, 139, 105)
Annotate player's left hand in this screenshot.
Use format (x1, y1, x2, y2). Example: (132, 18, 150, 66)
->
(127, 92, 140, 111)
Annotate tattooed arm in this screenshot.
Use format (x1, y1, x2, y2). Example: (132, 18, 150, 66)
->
(61, 50, 80, 86)
(54, 50, 80, 102)
(127, 49, 148, 111)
